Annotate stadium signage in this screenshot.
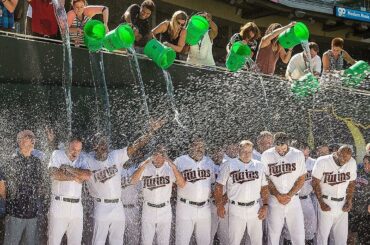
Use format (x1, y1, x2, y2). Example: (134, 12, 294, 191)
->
(334, 6, 370, 23)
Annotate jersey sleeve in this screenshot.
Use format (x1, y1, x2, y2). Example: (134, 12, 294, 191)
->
(312, 158, 324, 180)
(297, 151, 307, 176)
(115, 148, 130, 166)
(260, 153, 270, 177)
(169, 165, 176, 183)
(48, 150, 61, 169)
(286, 54, 298, 73)
(216, 162, 229, 186)
(349, 159, 357, 181)
(75, 153, 90, 170)
(261, 169, 268, 186)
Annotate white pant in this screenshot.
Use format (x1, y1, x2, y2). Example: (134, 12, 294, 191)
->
(48, 198, 83, 245)
(175, 200, 211, 245)
(92, 201, 125, 245)
(228, 202, 262, 245)
(210, 202, 228, 245)
(317, 199, 348, 245)
(268, 195, 305, 245)
(123, 205, 141, 245)
(142, 202, 172, 245)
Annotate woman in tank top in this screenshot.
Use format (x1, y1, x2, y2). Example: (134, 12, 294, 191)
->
(67, 0, 109, 46)
(322, 37, 356, 73)
(255, 22, 296, 75)
(151, 10, 188, 55)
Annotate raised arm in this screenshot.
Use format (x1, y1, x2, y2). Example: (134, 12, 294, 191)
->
(130, 158, 150, 185)
(260, 22, 295, 49)
(206, 14, 218, 41)
(279, 48, 293, 64)
(167, 158, 186, 188)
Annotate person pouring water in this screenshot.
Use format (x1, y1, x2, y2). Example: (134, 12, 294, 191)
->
(151, 11, 188, 57)
(322, 37, 356, 74)
(185, 12, 218, 66)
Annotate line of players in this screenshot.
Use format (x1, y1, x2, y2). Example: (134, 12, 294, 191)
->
(48, 122, 357, 245)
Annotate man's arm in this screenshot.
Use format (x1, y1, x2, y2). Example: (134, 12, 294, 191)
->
(287, 174, 305, 197)
(268, 179, 291, 205)
(342, 180, 355, 212)
(258, 185, 269, 220)
(167, 158, 186, 188)
(130, 158, 150, 185)
(214, 183, 226, 218)
(0, 181, 5, 199)
(312, 177, 331, 211)
(50, 166, 91, 182)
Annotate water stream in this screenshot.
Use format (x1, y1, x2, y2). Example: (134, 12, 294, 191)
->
(301, 40, 313, 74)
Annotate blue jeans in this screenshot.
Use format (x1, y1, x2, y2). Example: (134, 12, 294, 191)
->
(3, 216, 37, 245)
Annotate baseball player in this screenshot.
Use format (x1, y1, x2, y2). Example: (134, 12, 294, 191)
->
(209, 147, 228, 245)
(174, 137, 215, 245)
(48, 137, 92, 245)
(131, 145, 186, 245)
(86, 118, 165, 245)
(215, 140, 269, 245)
(253, 131, 274, 161)
(261, 132, 306, 245)
(121, 160, 142, 245)
(312, 145, 356, 245)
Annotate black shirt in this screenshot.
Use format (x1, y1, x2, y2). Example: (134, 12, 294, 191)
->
(5, 153, 42, 219)
(125, 4, 150, 37)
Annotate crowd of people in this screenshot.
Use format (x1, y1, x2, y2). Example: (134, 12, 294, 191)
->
(0, 123, 369, 245)
(0, 0, 362, 79)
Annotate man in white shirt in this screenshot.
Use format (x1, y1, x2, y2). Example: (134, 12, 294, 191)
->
(253, 131, 274, 161)
(285, 42, 322, 81)
(131, 145, 186, 245)
(48, 137, 92, 245)
(174, 137, 215, 245)
(261, 132, 306, 245)
(215, 140, 269, 245)
(312, 145, 356, 245)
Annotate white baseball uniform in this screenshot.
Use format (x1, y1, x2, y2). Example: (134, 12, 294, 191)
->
(210, 162, 228, 245)
(312, 154, 357, 245)
(217, 158, 267, 245)
(175, 155, 215, 245)
(86, 148, 129, 245)
(48, 150, 89, 245)
(283, 157, 317, 241)
(137, 161, 176, 245)
(121, 165, 141, 245)
(261, 147, 307, 245)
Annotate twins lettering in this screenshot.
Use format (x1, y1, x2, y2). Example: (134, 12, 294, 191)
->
(94, 165, 118, 183)
(230, 170, 259, 184)
(268, 162, 296, 177)
(182, 168, 211, 183)
(143, 175, 171, 190)
(323, 171, 350, 186)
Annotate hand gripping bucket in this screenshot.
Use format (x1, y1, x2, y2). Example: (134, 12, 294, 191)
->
(225, 41, 251, 72)
(278, 22, 309, 49)
(103, 24, 135, 51)
(84, 20, 106, 52)
(186, 15, 210, 46)
(343, 60, 370, 88)
(291, 73, 319, 97)
(144, 39, 176, 69)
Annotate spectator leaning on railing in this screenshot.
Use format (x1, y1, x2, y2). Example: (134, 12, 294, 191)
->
(122, 0, 155, 47)
(0, 0, 18, 31)
(67, 0, 109, 46)
(322, 37, 356, 73)
(227, 22, 261, 58)
(285, 42, 322, 81)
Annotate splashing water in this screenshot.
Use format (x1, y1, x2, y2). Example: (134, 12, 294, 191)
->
(301, 40, 313, 74)
(128, 48, 150, 120)
(89, 52, 112, 139)
(52, 0, 73, 137)
(162, 69, 187, 130)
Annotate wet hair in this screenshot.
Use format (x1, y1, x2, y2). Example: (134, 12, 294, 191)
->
(331, 37, 344, 48)
(69, 136, 84, 145)
(274, 132, 290, 145)
(309, 42, 319, 53)
(153, 144, 167, 156)
(71, 0, 87, 6)
(141, 0, 155, 12)
(240, 22, 261, 42)
(91, 133, 108, 147)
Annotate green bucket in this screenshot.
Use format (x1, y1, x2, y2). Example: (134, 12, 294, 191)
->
(291, 73, 319, 97)
(225, 41, 251, 72)
(343, 60, 369, 88)
(103, 24, 135, 51)
(278, 22, 309, 49)
(84, 20, 106, 52)
(144, 39, 176, 69)
(186, 15, 210, 46)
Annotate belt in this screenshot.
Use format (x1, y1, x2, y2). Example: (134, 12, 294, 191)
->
(180, 198, 208, 207)
(96, 198, 120, 203)
(322, 195, 344, 202)
(230, 200, 255, 207)
(299, 195, 309, 200)
(122, 204, 136, 208)
(55, 196, 80, 203)
(146, 201, 169, 208)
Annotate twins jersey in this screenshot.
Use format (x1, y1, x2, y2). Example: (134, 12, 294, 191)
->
(300, 157, 316, 196)
(48, 150, 89, 198)
(312, 154, 357, 200)
(223, 154, 235, 163)
(217, 158, 267, 202)
(175, 155, 215, 202)
(87, 148, 129, 199)
(252, 149, 262, 161)
(261, 147, 306, 194)
(140, 162, 176, 203)
(121, 166, 141, 204)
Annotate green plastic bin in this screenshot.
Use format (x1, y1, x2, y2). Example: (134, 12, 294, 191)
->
(225, 41, 251, 72)
(103, 24, 135, 51)
(186, 15, 210, 46)
(144, 39, 176, 69)
(278, 22, 309, 49)
(84, 20, 106, 52)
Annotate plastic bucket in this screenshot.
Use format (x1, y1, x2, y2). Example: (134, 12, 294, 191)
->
(84, 20, 106, 52)
(144, 39, 176, 69)
(278, 22, 309, 49)
(103, 24, 135, 51)
(225, 41, 251, 72)
(291, 73, 319, 97)
(343, 60, 369, 87)
(186, 15, 210, 45)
